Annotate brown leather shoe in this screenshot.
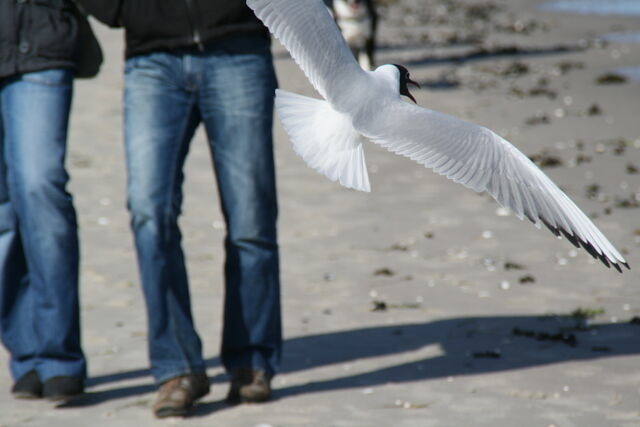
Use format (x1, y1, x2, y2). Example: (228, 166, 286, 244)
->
(11, 370, 42, 400)
(226, 368, 272, 404)
(152, 372, 210, 418)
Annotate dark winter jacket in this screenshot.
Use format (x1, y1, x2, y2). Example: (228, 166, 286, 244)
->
(78, 0, 270, 58)
(0, 0, 81, 79)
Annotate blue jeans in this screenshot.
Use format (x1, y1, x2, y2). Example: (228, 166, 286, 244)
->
(124, 34, 281, 384)
(0, 69, 86, 382)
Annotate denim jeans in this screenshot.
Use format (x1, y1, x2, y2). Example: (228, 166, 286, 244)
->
(124, 34, 281, 384)
(0, 69, 86, 382)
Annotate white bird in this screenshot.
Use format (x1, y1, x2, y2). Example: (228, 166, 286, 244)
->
(247, 0, 629, 272)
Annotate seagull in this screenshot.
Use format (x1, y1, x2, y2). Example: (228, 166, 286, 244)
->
(247, 0, 629, 272)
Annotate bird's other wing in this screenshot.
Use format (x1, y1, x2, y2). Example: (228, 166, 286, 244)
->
(356, 100, 628, 271)
(247, 0, 368, 112)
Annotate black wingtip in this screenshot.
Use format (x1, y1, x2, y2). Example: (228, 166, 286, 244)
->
(539, 217, 561, 237)
(561, 229, 630, 273)
(612, 261, 630, 273)
(537, 216, 628, 273)
(525, 212, 537, 224)
(559, 228, 580, 248)
(577, 237, 597, 258)
(599, 253, 611, 268)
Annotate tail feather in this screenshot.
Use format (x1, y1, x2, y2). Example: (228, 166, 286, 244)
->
(275, 89, 371, 192)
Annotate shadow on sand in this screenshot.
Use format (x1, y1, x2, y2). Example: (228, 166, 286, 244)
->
(61, 313, 640, 415)
(400, 43, 581, 68)
(274, 41, 583, 91)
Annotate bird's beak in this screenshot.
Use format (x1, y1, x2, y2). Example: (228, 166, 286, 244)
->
(401, 78, 420, 103)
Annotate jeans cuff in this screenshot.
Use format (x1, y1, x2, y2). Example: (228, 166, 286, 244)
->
(154, 365, 207, 386)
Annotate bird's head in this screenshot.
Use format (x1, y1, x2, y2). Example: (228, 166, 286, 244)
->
(393, 64, 420, 103)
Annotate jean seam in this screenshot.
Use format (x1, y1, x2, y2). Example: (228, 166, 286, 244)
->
(165, 90, 197, 371)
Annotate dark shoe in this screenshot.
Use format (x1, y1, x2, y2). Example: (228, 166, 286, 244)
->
(226, 368, 272, 404)
(42, 376, 84, 402)
(152, 372, 210, 418)
(11, 370, 42, 400)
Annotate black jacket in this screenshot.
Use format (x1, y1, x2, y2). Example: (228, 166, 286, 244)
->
(0, 0, 81, 79)
(78, 0, 269, 58)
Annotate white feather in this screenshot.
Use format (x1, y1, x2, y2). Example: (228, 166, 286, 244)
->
(248, 0, 370, 113)
(276, 89, 370, 192)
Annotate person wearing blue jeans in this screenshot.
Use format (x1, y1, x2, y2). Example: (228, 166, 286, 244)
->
(124, 36, 281, 401)
(0, 0, 87, 401)
(80, 0, 282, 417)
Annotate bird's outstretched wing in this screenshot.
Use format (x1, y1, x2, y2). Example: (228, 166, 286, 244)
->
(357, 100, 628, 271)
(247, 0, 367, 111)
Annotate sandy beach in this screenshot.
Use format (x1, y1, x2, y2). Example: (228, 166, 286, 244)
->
(1, 0, 640, 425)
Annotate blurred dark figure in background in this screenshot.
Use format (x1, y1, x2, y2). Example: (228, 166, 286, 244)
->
(0, 0, 93, 402)
(326, 0, 378, 70)
(79, 0, 282, 418)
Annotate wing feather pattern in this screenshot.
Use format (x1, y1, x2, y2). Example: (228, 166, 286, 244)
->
(357, 101, 628, 271)
(247, 0, 367, 112)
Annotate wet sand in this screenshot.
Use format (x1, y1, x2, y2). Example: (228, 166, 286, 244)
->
(1, 0, 640, 425)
